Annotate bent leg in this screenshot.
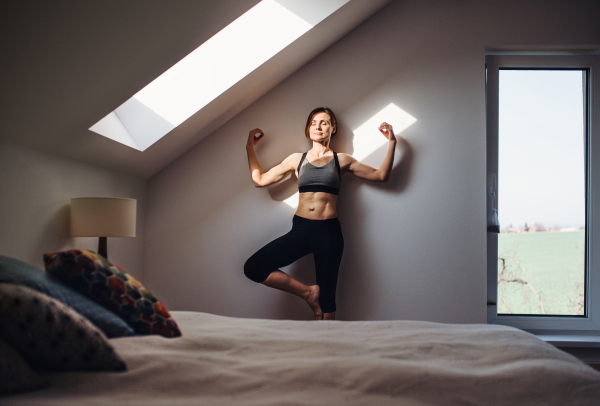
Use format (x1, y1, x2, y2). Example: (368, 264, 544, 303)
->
(243, 218, 323, 319)
(244, 226, 310, 283)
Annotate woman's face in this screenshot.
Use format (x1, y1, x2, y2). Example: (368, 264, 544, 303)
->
(309, 112, 336, 142)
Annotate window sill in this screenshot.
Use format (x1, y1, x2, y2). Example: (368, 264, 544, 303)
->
(537, 335, 600, 348)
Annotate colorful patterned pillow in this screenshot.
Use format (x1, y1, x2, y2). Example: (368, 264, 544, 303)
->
(0, 337, 49, 395)
(43, 250, 181, 338)
(0, 256, 135, 338)
(0, 284, 127, 371)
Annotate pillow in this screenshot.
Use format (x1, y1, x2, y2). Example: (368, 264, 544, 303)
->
(0, 283, 127, 371)
(0, 337, 48, 395)
(44, 250, 181, 338)
(0, 256, 135, 338)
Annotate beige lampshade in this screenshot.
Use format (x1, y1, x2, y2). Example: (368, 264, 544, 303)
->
(71, 198, 136, 237)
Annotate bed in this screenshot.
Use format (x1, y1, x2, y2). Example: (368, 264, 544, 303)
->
(4, 310, 600, 406)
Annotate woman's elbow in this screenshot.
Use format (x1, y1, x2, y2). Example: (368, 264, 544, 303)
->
(252, 176, 265, 187)
(376, 171, 389, 182)
(255, 175, 279, 187)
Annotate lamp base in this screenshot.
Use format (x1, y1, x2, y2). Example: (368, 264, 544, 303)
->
(98, 237, 107, 259)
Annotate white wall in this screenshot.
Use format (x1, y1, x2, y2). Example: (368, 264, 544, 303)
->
(144, 0, 600, 322)
(0, 141, 147, 280)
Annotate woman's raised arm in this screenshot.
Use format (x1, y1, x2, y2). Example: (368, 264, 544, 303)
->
(344, 122, 397, 182)
(246, 128, 299, 187)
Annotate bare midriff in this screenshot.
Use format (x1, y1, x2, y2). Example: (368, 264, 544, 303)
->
(295, 192, 338, 220)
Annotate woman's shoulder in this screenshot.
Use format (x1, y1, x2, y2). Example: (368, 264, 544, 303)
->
(289, 152, 305, 161)
(335, 152, 356, 166)
(283, 152, 304, 168)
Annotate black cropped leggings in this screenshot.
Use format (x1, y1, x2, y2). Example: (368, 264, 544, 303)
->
(244, 215, 344, 313)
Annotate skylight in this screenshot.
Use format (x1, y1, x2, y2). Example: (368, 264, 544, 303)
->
(90, 0, 350, 151)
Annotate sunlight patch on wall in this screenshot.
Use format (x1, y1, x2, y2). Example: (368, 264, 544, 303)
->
(90, 0, 349, 151)
(351, 103, 416, 162)
(282, 103, 416, 209)
(283, 192, 300, 209)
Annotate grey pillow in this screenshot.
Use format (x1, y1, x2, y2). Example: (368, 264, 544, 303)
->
(0, 283, 127, 371)
(0, 337, 48, 395)
(0, 255, 136, 338)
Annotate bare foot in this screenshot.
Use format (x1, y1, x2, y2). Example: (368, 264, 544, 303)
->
(305, 285, 323, 320)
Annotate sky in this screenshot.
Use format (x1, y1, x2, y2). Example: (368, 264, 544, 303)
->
(498, 69, 586, 229)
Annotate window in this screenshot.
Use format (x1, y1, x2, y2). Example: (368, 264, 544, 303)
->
(486, 54, 600, 334)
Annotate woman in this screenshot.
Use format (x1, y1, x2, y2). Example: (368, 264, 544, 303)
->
(244, 107, 396, 320)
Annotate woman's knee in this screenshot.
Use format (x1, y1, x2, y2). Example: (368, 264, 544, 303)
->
(244, 256, 268, 283)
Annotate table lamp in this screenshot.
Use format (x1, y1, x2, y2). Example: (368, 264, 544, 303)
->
(70, 197, 136, 259)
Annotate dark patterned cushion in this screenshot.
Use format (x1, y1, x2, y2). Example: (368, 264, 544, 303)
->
(0, 337, 49, 395)
(0, 256, 135, 338)
(44, 250, 181, 338)
(0, 284, 127, 371)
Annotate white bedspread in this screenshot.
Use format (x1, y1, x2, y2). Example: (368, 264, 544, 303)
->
(5, 311, 600, 405)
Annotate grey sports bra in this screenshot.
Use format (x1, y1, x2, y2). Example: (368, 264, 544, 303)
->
(297, 151, 341, 195)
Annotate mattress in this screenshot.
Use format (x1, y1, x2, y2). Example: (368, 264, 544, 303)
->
(4, 311, 600, 405)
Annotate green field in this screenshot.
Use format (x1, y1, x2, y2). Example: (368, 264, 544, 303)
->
(497, 230, 585, 315)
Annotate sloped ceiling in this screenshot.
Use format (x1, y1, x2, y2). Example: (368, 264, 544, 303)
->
(0, 0, 392, 179)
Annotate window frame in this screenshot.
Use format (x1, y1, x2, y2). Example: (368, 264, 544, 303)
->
(486, 54, 600, 334)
